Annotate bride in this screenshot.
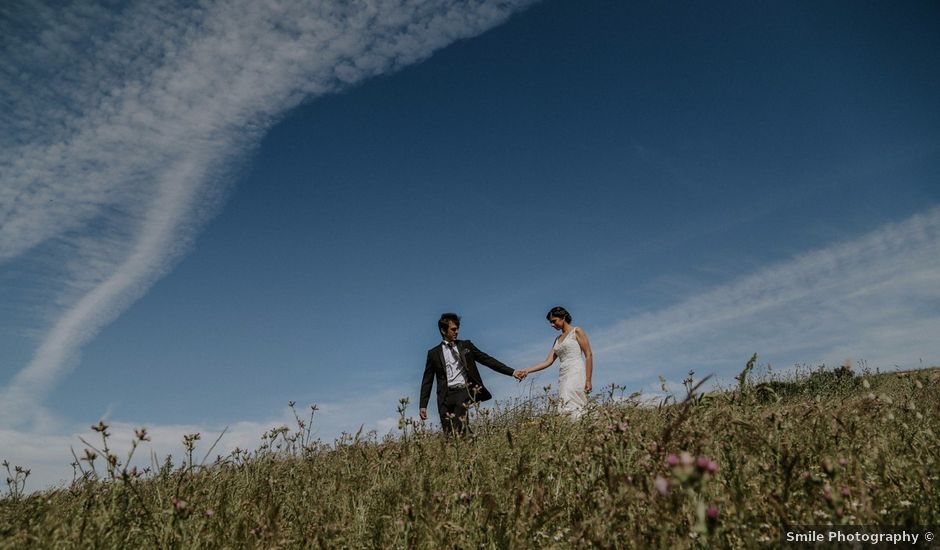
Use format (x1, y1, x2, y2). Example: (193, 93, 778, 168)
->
(518, 306, 594, 418)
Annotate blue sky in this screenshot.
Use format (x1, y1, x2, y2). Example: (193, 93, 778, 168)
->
(2, 0, 939, 490)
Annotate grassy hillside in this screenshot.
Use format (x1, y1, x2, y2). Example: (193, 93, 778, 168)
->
(2, 361, 939, 548)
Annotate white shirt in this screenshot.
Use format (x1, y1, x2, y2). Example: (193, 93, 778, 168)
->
(442, 340, 467, 387)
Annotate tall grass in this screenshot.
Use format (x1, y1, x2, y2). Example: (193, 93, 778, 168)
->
(2, 361, 939, 548)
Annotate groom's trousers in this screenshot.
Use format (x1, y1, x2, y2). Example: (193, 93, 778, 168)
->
(440, 385, 471, 436)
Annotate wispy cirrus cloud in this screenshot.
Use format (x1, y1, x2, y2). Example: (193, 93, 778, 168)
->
(0, 0, 537, 429)
(502, 206, 940, 397)
(589, 206, 940, 386)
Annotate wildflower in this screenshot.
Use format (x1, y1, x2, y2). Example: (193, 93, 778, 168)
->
(841, 487, 851, 497)
(680, 451, 694, 466)
(653, 476, 669, 496)
(665, 454, 679, 467)
(205, 508, 216, 517)
(92, 421, 109, 433)
(171, 496, 187, 511)
(135, 428, 150, 441)
(838, 458, 848, 467)
(706, 505, 719, 521)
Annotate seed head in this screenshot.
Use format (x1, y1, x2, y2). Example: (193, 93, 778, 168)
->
(653, 476, 669, 496)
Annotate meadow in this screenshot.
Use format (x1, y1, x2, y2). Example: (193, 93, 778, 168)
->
(2, 357, 938, 548)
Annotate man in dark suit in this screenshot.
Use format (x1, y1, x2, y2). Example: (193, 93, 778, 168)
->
(419, 312, 522, 435)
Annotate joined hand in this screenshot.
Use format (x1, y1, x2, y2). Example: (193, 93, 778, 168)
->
(513, 370, 528, 381)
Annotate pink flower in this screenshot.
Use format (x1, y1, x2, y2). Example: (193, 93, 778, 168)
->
(666, 454, 679, 467)
(706, 505, 719, 521)
(654, 476, 669, 496)
(171, 496, 187, 511)
(838, 458, 848, 467)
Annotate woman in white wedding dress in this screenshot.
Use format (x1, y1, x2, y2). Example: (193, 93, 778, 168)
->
(519, 306, 594, 418)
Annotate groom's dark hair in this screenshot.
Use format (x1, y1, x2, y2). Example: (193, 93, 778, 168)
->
(438, 313, 461, 333)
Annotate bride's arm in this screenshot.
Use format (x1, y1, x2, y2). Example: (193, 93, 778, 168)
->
(575, 327, 594, 391)
(525, 347, 557, 374)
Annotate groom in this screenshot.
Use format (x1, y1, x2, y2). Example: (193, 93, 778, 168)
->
(419, 313, 522, 435)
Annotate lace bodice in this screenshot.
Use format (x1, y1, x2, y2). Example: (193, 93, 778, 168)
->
(553, 328, 584, 367)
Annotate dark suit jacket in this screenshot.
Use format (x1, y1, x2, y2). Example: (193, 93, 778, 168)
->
(419, 340, 513, 413)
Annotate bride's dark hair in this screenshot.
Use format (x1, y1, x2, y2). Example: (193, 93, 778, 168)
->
(546, 306, 572, 323)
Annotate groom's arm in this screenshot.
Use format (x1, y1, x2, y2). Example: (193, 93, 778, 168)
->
(419, 351, 434, 420)
(466, 341, 515, 376)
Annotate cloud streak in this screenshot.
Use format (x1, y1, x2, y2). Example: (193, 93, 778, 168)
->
(583, 206, 940, 387)
(0, 0, 536, 428)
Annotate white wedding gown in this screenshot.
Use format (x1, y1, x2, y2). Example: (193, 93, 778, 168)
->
(554, 328, 587, 418)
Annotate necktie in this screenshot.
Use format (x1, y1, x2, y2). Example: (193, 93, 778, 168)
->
(448, 343, 465, 369)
